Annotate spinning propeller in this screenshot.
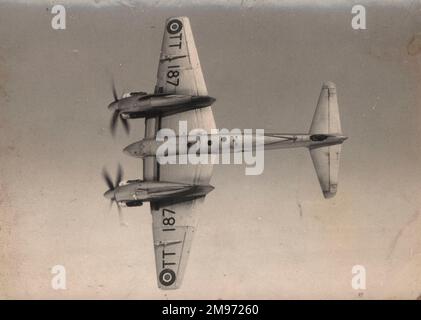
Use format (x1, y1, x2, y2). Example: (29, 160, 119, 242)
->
(108, 78, 130, 136)
(102, 164, 128, 227)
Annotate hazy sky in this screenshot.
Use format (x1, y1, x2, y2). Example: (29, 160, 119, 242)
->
(0, 1, 421, 299)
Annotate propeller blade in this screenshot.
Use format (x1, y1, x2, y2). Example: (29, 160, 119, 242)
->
(111, 77, 118, 102)
(110, 110, 119, 136)
(121, 118, 130, 135)
(115, 163, 123, 186)
(102, 164, 128, 227)
(102, 168, 114, 191)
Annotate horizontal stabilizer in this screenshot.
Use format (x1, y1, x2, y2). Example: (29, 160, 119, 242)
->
(310, 144, 342, 199)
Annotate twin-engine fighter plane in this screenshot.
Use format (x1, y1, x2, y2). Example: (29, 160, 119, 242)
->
(103, 17, 347, 289)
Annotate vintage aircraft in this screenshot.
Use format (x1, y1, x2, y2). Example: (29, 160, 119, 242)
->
(103, 16, 347, 289)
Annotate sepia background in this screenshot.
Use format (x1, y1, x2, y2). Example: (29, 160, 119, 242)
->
(0, 0, 420, 299)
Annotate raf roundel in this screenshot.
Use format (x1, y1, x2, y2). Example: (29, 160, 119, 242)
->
(167, 19, 183, 34)
(159, 269, 176, 286)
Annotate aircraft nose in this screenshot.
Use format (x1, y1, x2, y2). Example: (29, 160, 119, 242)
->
(103, 189, 114, 199)
(123, 143, 140, 157)
(123, 145, 132, 156)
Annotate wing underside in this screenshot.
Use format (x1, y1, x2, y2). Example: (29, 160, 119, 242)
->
(150, 199, 204, 289)
(144, 17, 215, 289)
(154, 16, 208, 96)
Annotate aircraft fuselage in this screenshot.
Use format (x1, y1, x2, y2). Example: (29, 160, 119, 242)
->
(123, 133, 348, 158)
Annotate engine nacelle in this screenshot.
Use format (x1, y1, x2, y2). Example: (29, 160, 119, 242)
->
(118, 94, 216, 120)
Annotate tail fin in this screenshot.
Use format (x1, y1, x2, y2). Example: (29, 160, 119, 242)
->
(309, 82, 343, 199)
(310, 81, 341, 135)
